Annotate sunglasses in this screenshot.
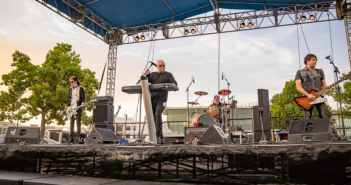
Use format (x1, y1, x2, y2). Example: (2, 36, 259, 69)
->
(158, 64, 165, 67)
(70, 81, 75, 83)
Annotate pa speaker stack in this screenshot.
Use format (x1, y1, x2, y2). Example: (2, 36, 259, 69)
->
(93, 96, 115, 131)
(251, 89, 271, 143)
(5, 127, 40, 144)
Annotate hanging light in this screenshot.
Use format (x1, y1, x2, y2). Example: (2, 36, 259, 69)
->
(310, 15, 315, 20)
(184, 29, 189, 35)
(134, 36, 139, 42)
(191, 29, 196, 34)
(301, 15, 306, 21)
(248, 22, 253, 28)
(240, 22, 245, 28)
(141, 35, 145, 40)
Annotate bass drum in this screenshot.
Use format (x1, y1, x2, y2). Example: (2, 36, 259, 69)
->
(196, 114, 217, 127)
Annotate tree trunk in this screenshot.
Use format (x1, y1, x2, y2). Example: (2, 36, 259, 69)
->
(40, 111, 46, 144)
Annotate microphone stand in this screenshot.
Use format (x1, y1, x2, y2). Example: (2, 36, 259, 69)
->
(185, 78, 194, 127)
(327, 57, 346, 140)
(136, 63, 154, 85)
(222, 73, 231, 132)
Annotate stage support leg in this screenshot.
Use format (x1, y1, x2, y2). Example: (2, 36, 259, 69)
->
(344, 3, 351, 69)
(176, 155, 179, 179)
(193, 155, 196, 178)
(106, 42, 118, 97)
(158, 161, 161, 179)
(140, 76, 157, 143)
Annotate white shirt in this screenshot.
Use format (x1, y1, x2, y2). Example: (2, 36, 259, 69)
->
(71, 84, 78, 107)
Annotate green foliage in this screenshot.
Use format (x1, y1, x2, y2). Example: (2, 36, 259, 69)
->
(270, 80, 333, 129)
(0, 43, 99, 141)
(329, 73, 351, 118)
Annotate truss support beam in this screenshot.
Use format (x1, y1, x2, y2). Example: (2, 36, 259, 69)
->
(344, 1, 351, 69)
(106, 42, 118, 97)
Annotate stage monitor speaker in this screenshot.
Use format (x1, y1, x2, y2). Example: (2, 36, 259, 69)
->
(200, 125, 228, 144)
(258, 89, 269, 107)
(4, 127, 40, 144)
(184, 127, 208, 143)
(95, 96, 113, 105)
(93, 104, 114, 123)
(289, 118, 339, 142)
(251, 106, 271, 142)
(85, 127, 119, 144)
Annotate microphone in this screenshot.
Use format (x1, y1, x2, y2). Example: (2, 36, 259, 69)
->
(192, 76, 195, 83)
(325, 55, 331, 59)
(149, 61, 157, 66)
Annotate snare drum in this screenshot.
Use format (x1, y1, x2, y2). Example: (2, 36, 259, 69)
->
(195, 114, 217, 127)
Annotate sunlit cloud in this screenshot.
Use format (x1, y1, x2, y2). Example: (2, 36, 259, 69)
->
(18, 22, 29, 29)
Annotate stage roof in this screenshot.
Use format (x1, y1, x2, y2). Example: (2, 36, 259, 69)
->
(44, 0, 332, 29)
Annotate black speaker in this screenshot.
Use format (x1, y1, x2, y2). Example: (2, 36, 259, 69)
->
(95, 96, 113, 105)
(184, 127, 208, 143)
(4, 127, 40, 144)
(94, 123, 115, 132)
(289, 118, 339, 142)
(251, 106, 271, 142)
(93, 104, 114, 123)
(85, 127, 119, 144)
(258, 89, 269, 107)
(200, 125, 228, 144)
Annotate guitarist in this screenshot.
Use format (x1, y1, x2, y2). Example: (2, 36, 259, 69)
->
(295, 54, 330, 119)
(64, 76, 85, 143)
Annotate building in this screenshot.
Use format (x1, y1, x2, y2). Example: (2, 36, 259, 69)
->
(0, 122, 15, 135)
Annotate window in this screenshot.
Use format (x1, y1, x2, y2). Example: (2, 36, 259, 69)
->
(0, 128, 2, 134)
(3, 128, 6, 134)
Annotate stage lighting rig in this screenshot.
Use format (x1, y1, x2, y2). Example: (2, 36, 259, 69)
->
(191, 28, 196, 34)
(240, 22, 245, 28)
(141, 35, 145, 40)
(134, 36, 139, 42)
(301, 15, 306, 21)
(184, 29, 189, 35)
(248, 21, 253, 28)
(310, 15, 315, 20)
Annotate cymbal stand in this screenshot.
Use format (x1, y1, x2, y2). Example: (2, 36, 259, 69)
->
(185, 77, 195, 127)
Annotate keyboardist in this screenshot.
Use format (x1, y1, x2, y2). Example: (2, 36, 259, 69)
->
(145, 60, 177, 144)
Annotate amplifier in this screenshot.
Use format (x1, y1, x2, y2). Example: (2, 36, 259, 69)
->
(200, 125, 228, 144)
(93, 104, 114, 123)
(251, 106, 271, 142)
(95, 96, 113, 105)
(184, 127, 208, 143)
(289, 118, 339, 142)
(5, 127, 40, 144)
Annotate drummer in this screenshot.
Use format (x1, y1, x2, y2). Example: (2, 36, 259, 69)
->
(202, 95, 225, 122)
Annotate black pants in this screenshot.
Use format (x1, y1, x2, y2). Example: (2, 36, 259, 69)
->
(304, 102, 327, 119)
(69, 109, 82, 139)
(151, 97, 166, 139)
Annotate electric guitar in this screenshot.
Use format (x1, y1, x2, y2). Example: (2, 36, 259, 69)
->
(294, 71, 351, 110)
(66, 99, 97, 119)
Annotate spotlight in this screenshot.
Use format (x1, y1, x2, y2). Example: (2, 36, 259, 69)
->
(248, 22, 253, 28)
(301, 15, 306, 21)
(191, 29, 196, 34)
(141, 35, 145, 40)
(184, 29, 189, 35)
(134, 36, 139, 42)
(240, 22, 245, 28)
(310, 15, 315, 20)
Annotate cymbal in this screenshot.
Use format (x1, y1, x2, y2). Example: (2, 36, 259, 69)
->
(218, 89, 231, 96)
(194, 91, 208, 96)
(188, 102, 199, 105)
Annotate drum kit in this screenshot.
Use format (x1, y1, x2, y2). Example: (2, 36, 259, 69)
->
(188, 89, 235, 130)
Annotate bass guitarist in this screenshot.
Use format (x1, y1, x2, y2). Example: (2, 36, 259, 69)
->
(64, 76, 85, 143)
(295, 54, 330, 119)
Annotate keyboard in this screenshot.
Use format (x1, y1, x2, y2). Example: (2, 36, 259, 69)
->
(122, 83, 179, 94)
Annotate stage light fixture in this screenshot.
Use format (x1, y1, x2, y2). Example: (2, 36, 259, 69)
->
(301, 15, 306, 21)
(141, 35, 145, 40)
(240, 22, 245, 28)
(135, 36, 139, 42)
(184, 29, 189, 35)
(191, 29, 196, 34)
(248, 22, 253, 28)
(310, 15, 315, 20)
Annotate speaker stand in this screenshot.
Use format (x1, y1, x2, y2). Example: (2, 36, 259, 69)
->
(258, 107, 268, 144)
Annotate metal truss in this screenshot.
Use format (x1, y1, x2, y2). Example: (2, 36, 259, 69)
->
(35, 0, 112, 41)
(343, 0, 351, 68)
(106, 43, 117, 97)
(119, 1, 339, 45)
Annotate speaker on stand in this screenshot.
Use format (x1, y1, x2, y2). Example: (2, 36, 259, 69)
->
(93, 96, 115, 132)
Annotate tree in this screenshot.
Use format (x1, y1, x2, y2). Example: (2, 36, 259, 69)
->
(329, 73, 351, 118)
(0, 43, 99, 142)
(270, 80, 333, 129)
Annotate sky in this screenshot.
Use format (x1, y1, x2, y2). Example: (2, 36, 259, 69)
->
(0, 1, 350, 126)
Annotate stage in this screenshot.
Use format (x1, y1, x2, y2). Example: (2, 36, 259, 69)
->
(1, 142, 351, 184)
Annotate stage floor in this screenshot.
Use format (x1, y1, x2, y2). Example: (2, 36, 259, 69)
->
(1, 142, 351, 184)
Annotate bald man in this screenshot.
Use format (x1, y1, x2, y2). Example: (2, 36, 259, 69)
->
(146, 60, 177, 144)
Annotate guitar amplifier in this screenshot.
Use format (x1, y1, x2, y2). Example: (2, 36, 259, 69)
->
(184, 127, 208, 143)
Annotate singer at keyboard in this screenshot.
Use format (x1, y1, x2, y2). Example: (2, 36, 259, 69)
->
(145, 60, 177, 144)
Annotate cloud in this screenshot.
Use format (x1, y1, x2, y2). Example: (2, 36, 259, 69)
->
(0, 29, 5, 35)
(18, 22, 28, 29)
(81, 40, 99, 46)
(19, 1, 43, 23)
(53, 17, 80, 35)
(47, 29, 65, 37)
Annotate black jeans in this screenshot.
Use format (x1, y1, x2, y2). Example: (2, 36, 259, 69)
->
(304, 102, 327, 119)
(69, 109, 82, 139)
(151, 97, 166, 139)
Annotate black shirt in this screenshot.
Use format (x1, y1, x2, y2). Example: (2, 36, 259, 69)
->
(295, 67, 325, 92)
(146, 71, 177, 101)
